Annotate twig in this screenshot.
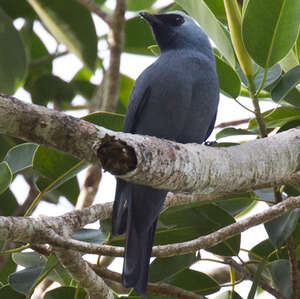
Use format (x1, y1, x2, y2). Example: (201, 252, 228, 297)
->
(286, 237, 299, 299)
(215, 117, 251, 128)
(99, 0, 126, 112)
(91, 265, 207, 299)
(76, 0, 112, 25)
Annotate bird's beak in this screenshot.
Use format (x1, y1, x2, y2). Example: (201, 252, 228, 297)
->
(139, 12, 163, 26)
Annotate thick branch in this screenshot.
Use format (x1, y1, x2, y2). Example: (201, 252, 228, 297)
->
(1, 94, 300, 196)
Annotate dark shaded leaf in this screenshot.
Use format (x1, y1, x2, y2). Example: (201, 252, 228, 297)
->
(0, 188, 18, 216)
(28, 0, 97, 69)
(149, 254, 197, 282)
(0, 285, 26, 299)
(271, 65, 300, 103)
(0, 161, 12, 195)
(0, 256, 17, 284)
(0, 0, 36, 19)
(44, 287, 87, 299)
(215, 56, 241, 98)
(0, 8, 27, 94)
(264, 208, 300, 247)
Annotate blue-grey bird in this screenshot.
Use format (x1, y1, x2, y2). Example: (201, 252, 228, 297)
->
(112, 11, 219, 295)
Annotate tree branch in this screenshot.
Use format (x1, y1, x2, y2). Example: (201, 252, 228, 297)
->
(2, 197, 300, 259)
(77, 0, 112, 25)
(55, 248, 113, 299)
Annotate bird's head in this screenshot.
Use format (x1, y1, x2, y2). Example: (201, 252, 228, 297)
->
(140, 11, 211, 54)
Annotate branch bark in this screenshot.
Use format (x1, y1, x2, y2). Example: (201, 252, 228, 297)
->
(1, 94, 300, 198)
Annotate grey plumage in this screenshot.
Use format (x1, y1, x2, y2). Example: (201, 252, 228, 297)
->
(112, 11, 219, 295)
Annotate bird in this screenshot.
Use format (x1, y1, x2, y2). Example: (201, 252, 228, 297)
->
(111, 10, 219, 295)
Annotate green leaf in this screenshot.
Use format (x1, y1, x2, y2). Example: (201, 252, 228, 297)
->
(254, 188, 275, 202)
(216, 128, 255, 140)
(296, 32, 300, 62)
(70, 80, 96, 101)
(248, 106, 300, 130)
(44, 286, 87, 299)
(264, 208, 300, 247)
(9, 267, 43, 296)
(12, 252, 45, 268)
(215, 56, 241, 98)
(242, 0, 300, 68)
(280, 48, 299, 72)
(83, 111, 124, 131)
(215, 291, 243, 299)
(0, 256, 17, 284)
(0, 0, 36, 19)
(149, 254, 197, 283)
(4, 143, 38, 174)
(124, 16, 155, 56)
(0, 8, 27, 94)
(0, 161, 12, 195)
(247, 260, 266, 299)
(213, 192, 256, 217)
(72, 229, 108, 244)
(281, 88, 300, 108)
(271, 65, 300, 103)
(127, 0, 156, 11)
(175, 0, 236, 67)
(27, 0, 97, 70)
(31, 74, 75, 106)
(165, 269, 220, 295)
(0, 285, 26, 299)
(0, 188, 18, 216)
(111, 203, 240, 256)
(203, 0, 226, 21)
(249, 239, 288, 262)
(116, 74, 135, 114)
(269, 259, 292, 298)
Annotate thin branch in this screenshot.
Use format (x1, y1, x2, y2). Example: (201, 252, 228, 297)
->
(91, 265, 207, 299)
(286, 237, 299, 299)
(55, 248, 114, 299)
(100, 0, 126, 112)
(76, 0, 112, 25)
(3, 197, 300, 260)
(215, 117, 251, 128)
(224, 257, 286, 299)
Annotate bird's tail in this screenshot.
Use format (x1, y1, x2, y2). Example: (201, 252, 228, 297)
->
(122, 217, 157, 295)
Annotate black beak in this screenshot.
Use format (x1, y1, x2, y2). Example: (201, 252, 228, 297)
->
(139, 12, 162, 26)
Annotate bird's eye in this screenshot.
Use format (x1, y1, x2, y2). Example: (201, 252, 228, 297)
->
(174, 15, 184, 25)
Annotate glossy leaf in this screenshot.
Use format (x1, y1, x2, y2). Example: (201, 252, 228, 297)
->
(111, 203, 240, 256)
(31, 74, 75, 106)
(269, 259, 292, 298)
(0, 188, 18, 216)
(242, 0, 300, 68)
(44, 287, 87, 299)
(165, 269, 220, 295)
(216, 128, 255, 140)
(215, 291, 243, 299)
(215, 56, 241, 98)
(4, 143, 38, 174)
(27, 0, 97, 69)
(0, 8, 27, 94)
(127, 0, 156, 11)
(82, 111, 124, 131)
(12, 252, 45, 268)
(248, 106, 300, 130)
(124, 16, 155, 56)
(0, 256, 17, 284)
(72, 229, 108, 244)
(264, 208, 300, 247)
(0, 286, 26, 299)
(249, 239, 288, 262)
(0, 0, 36, 19)
(175, 0, 236, 66)
(213, 192, 256, 217)
(271, 65, 300, 103)
(149, 254, 197, 283)
(254, 188, 275, 202)
(0, 161, 12, 195)
(9, 267, 43, 296)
